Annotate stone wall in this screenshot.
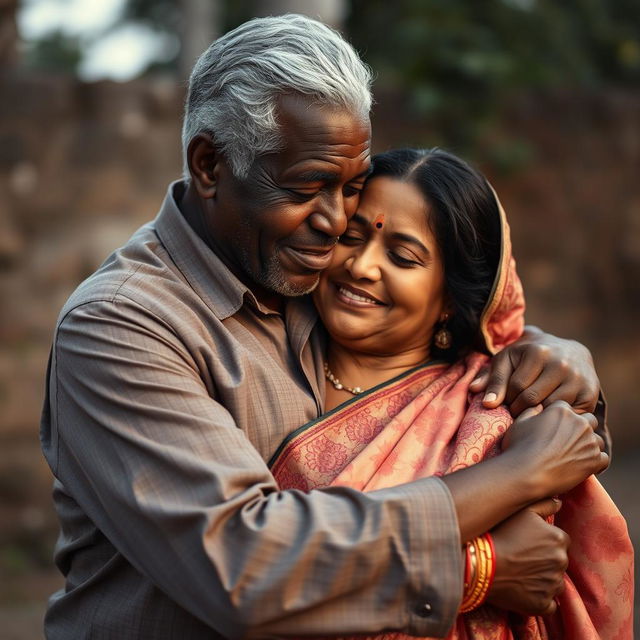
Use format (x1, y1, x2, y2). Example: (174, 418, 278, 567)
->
(0, 73, 638, 631)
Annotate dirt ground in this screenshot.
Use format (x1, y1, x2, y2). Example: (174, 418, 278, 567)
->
(1, 450, 637, 640)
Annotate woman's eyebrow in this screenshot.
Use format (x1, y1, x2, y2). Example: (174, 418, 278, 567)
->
(350, 213, 368, 225)
(350, 214, 430, 254)
(390, 232, 431, 256)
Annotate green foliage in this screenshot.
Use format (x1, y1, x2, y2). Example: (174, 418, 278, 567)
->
(17, 0, 639, 156)
(22, 30, 82, 74)
(347, 0, 640, 151)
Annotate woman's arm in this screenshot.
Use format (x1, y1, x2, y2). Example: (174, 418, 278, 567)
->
(440, 401, 607, 616)
(441, 400, 606, 542)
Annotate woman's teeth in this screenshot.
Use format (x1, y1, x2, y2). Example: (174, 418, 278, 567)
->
(339, 286, 380, 304)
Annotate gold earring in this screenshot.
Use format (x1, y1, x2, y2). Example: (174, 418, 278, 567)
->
(434, 314, 452, 350)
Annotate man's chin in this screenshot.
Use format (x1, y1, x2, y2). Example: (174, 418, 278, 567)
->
(263, 270, 320, 297)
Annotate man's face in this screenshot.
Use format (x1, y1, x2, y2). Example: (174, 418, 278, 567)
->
(208, 94, 372, 303)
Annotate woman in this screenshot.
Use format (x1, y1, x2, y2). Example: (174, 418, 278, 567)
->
(270, 149, 633, 639)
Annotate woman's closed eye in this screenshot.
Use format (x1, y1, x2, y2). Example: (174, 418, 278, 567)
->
(389, 249, 422, 267)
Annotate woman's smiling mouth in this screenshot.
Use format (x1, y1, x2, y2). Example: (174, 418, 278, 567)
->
(335, 283, 386, 307)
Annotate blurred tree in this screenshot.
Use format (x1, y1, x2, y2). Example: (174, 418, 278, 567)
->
(101, 0, 221, 77)
(347, 0, 640, 151)
(0, 0, 18, 68)
(15, 0, 640, 125)
(22, 29, 82, 73)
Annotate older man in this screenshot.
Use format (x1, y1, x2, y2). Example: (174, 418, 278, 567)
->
(41, 15, 606, 639)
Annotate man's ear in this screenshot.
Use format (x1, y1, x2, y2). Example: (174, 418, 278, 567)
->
(187, 134, 220, 199)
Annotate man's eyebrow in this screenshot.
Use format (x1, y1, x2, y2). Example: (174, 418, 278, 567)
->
(286, 165, 372, 184)
(286, 169, 339, 183)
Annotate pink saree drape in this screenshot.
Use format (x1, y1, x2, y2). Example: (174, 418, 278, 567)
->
(270, 197, 634, 639)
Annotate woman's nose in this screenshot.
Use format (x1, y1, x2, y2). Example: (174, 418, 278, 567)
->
(345, 245, 382, 281)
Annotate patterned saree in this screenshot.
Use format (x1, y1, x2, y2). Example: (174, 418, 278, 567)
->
(270, 196, 634, 639)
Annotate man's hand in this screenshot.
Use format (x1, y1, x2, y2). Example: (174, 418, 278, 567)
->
(501, 402, 609, 497)
(469, 326, 600, 416)
(487, 499, 568, 615)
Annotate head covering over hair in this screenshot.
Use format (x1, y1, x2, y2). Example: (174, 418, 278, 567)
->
(478, 188, 525, 354)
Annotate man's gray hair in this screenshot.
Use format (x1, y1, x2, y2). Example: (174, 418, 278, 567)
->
(182, 14, 373, 179)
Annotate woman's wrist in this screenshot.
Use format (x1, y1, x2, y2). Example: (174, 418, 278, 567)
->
(443, 453, 541, 541)
(460, 533, 496, 613)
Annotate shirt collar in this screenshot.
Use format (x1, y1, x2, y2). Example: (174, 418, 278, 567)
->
(154, 180, 253, 320)
(154, 181, 319, 326)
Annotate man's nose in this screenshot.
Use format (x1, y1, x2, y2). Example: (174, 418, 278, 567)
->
(308, 192, 347, 238)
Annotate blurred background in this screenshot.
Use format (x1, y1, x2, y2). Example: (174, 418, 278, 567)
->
(0, 0, 638, 637)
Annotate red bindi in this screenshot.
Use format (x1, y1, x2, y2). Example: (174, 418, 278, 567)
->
(374, 214, 385, 230)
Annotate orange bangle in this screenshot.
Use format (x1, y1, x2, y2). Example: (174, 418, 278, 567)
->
(460, 533, 496, 613)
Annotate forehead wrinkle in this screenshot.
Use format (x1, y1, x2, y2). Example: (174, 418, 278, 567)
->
(281, 150, 371, 175)
(296, 122, 370, 141)
(290, 139, 371, 157)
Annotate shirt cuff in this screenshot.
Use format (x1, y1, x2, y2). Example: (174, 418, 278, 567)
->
(377, 475, 462, 637)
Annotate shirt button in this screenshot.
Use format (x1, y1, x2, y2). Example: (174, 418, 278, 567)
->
(415, 602, 433, 617)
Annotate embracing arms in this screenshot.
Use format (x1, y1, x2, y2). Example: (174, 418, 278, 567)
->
(44, 298, 465, 638)
(45, 294, 606, 637)
(472, 325, 605, 421)
(444, 327, 609, 616)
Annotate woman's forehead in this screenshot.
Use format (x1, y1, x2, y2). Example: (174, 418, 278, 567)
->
(357, 177, 432, 234)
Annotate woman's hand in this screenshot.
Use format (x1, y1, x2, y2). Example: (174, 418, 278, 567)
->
(441, 402, 607, 543)
(487, 498, 568, 615)
(469, 326, 600, 417)
(501, 401, 609, 499)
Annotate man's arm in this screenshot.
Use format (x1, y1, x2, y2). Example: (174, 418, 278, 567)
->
(472, 325, 612, 454)
(46, 301, 605, 636)
(46, 298, 463, 639)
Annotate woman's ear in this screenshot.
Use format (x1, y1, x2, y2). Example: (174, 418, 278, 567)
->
(187, 134, 219, 199)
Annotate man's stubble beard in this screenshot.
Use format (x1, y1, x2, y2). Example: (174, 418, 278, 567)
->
(235, 235, 320, 298)
(260, 252, 321, 297)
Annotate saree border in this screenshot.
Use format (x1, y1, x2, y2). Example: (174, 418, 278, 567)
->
(268, 359, 448, 469)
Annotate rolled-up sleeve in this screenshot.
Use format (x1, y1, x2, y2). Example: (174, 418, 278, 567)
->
(46, 297, 462, 638)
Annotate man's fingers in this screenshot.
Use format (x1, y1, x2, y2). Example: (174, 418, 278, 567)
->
(529, 497, 563, 520)
(481, 352, 517, 408)
(501, 350, 546, 407)
(541, 598, 558, 616)
(598, 450, 611, 474)
(573, 385, 600, 414)
(510, 379, 566, 417)
(583, 412, 598, 431)
(542, 386, 584, 413)
(517, 404, 544, 421)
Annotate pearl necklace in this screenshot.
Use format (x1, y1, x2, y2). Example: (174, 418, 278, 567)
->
(324, 362, 363, 395)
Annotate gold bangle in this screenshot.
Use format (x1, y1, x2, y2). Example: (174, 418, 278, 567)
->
(460, 534, 496, 613)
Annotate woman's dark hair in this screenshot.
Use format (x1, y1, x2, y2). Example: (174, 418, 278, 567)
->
(369, 148, 502, 359)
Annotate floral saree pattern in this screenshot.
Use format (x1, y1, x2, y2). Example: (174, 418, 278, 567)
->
(270, 190, 633, 638)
